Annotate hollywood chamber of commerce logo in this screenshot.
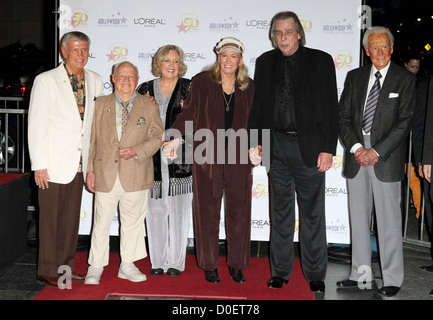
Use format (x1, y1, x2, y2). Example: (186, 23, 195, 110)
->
(322, 18, 355, 33)
(209, 17, 240, 32)
(137, 50, 155, 61)
(177, 14, 199, 33)
(106, 43, 129, 62)
(326, 219, 347, 233)
(97, 12, 128, 27)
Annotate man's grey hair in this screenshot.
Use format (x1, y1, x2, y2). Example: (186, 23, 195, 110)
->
(112, 61, 139, 76)
(60, 31, 91, 48)
(362, 26, 394, 47)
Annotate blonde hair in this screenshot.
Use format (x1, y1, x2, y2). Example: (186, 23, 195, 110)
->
(151, 45, 187, 78)
(207, 53, 250, 91)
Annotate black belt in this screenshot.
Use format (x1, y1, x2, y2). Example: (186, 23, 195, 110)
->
(275, 130, 299, 137)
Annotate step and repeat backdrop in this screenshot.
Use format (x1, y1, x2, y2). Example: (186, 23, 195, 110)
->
(59, 0, 364, 243)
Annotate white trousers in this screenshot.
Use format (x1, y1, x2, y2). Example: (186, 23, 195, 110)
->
(146, 158, 192, 272)
(88, 176, 148, 268)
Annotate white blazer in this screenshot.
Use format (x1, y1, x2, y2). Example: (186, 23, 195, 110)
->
(28, 63, 103, 184)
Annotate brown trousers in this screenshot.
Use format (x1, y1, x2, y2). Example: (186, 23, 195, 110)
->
(192, 165, 252, 271)
(37, 173, 83, 277)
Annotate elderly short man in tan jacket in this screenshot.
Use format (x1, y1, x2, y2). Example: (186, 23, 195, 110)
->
(84, 61, 163, 285)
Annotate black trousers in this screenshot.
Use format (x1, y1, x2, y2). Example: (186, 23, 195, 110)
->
(268, 132, 327, 282)
(425, 180, 433, 259)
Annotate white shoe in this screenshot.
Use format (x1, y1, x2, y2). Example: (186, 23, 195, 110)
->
(118, 263, 147, 282)
(84, 266, 103, 285)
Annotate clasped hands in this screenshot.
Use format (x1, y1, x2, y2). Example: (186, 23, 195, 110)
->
(355, 147, 378, 167)
(86, 147, 137, 193)
(118, 147, 137, 160)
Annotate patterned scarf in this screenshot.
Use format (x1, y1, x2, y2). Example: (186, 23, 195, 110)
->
(64, 62, 86, 172)
(64, 62, 86, 120)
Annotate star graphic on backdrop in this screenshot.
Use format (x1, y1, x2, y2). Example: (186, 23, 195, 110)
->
(121, 16, 127, 24)
(106, 50, 116, 62)
(346, 23, 353, 31)
(69, 17, 77, 28)
(251, 188, 259, 199)
(177, 21, 187, 33)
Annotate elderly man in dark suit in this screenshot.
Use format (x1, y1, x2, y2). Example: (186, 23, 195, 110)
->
(248, 11, 338, 293)
(337, 27, 416, 297)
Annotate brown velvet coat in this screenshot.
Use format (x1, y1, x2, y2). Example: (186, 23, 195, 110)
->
(169, 71, 254, 200)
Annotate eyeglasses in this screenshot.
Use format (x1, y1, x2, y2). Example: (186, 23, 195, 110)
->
(273, 30, 296, 38)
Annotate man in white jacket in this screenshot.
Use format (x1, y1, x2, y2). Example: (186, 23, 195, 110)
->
(28, 31, 103, 288)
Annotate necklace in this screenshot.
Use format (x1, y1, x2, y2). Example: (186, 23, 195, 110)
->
(222, 85, 234, 111)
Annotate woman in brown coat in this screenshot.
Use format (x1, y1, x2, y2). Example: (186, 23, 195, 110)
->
(164, 37, 254, 284)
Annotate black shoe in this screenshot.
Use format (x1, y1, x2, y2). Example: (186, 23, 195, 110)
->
(150, 268, 164, 276)
(167, 268, 181, 277)
(267, 277, 288, 289)
(229, 267, 245, 283)
(204, 269, 220, 284)
(420, 264, 433, 273)
(310, 281, 325, 293)
(336, 279, 359, 289)
(378, 286, 400, 296)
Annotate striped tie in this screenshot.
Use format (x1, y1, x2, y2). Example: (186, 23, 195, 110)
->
(362, 71, 382, 133)
(121, 102, 129, 135)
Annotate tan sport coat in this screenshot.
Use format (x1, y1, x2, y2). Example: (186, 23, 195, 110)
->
(88, 93, 163, 193)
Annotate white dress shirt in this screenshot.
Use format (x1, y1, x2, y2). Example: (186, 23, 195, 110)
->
(350, 61, 391, 155)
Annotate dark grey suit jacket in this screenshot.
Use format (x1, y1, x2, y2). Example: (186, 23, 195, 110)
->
(421, 76, 433, 165)
(412, 76, 431, 165)
(338, 62, 416, 182)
